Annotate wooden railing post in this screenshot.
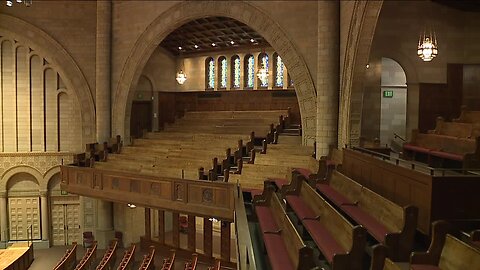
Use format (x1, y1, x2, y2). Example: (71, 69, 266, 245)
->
(204, 217, 213, 257)
(145, 208, 151, 240)
(158, 210, 165, 245)
(221, 221, 231, 262)
(187, 215, 196, 252)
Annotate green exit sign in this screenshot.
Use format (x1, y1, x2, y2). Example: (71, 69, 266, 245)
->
(383, 90, 394, 98)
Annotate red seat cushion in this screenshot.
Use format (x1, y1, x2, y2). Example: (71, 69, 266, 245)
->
(249, 189, 263, 198)
(410, 264, 441, 270)
(263, 234, 295, 270)
(403, 144, 431, 154)
(303, 219, 344, 263)
(285, 195, 317, 220)
(429, 150, 464, 161)
(316, 183, 352, 206)
(341, 205, 390, 242)
(294, 168, 312, 178)
(255, 206, 280, 233)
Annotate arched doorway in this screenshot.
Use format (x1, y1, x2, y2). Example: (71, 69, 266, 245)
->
(113, 1, 317, 145)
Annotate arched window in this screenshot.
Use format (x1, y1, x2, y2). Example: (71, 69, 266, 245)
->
(244, 54, 254, 89)
(257, 53, 269, 88)
(231, 55, 241, 89)
(205, 57, 215, 90)
(273, 53, 284, 88)
(217, 56, 227, 90)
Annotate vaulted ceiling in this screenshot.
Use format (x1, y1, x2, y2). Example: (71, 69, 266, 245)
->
(160, 16, 269, 56)
(432, 0, 480, 12)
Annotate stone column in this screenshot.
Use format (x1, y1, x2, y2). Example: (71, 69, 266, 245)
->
(95, 1, 114, 250)
(316, 1, 340, 157)
(96, 0, 112, 143)
(40, 190, 49, 242)
(0, 191, 7, 242)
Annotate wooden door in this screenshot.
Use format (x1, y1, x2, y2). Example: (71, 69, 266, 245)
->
(130, 101, 152, 138)
(51, 204, 66, 245)
(8, 197, 41, 240)
(65, 204, 80, 244)
(51, 201, 81, 245)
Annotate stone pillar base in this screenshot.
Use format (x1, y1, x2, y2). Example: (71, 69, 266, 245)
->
(95, 228, 115, 249)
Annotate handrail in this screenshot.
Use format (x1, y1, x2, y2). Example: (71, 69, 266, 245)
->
(234, 184, 256, 270)
(137, 246, 155, 270)
(116, 244, 136, 270)
(53, 242, 78, 270)
(349, 146, 480, 176)
(96, 239, 118, 270)
(74, 241, 97, 270)
(393, 132, 406, 142)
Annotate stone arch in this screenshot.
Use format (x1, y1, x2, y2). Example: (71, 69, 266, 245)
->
(339, 1, 384, 147)
(113, 1, 317, 145)
(43, 166, 61, 191)
(0, 14, 96, 144)
(1, 166, 43, 191)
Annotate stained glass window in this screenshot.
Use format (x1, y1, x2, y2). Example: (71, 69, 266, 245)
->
(207, 58, 215, 89)
(275, 54, 284, 87)
(232, 56, 240, 88)
(220, 57, 227, 89)
(246, 55, 255, 88)
(259, 53, 269, 88)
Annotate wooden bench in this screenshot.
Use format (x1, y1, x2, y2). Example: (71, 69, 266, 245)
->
(74, 241, 97, 270)
(95, 239, 117, 270)
(207, 259, 221, 270)
(428, 116, 477, 138)
(281, 175, 367, 270)
(138, 246, 155, 270)
(384, 220, 480, 270)
(316, 170, 418, 262)
(161, 249, 176, 270)
(253, 186, 315, 270)
(183, 253, 198, 270)
(453, 105, 480, 123)
(403, 129, 480, 168)
(53, 242, 77, 270)
(117, 244, 136, 270)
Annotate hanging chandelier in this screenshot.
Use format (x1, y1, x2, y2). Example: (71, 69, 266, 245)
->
(6, 0, 32, 7)
(417, 30, 438, 62)
(176, 69, 187, 85)
(256, 62, 269, 86)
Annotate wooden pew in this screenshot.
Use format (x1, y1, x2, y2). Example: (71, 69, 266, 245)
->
(183, 253, 198, 270)
(96, 239, 118, 270)
(116, 244, 136, 270)
(281, 175, 367, 270)
(384, 220, 480, 270)
(403, 129, 480, 168)
(161, 250, 176, 270)
(138, 246, 155, 270)
(74, 241, 97, 270)
(428, 116, 475, 138)
(453, 105, 480, 123)
(53, 242, 77, 270)
(253, 186, 315, 270)
(207, 259, 221, 270)
(316, 170, 418, 262)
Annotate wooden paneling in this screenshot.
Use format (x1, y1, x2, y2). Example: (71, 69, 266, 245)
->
(157, 90, 300, 129)
(463, 65, 480, 110)
(60, 165, 235, 221)
(130, 101, 152, 138)
(342, 149, 480, 235)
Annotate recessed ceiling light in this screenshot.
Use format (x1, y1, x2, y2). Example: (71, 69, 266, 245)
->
(178, 46, 182, 50)
(127, 203, 137, 209)
(211, 43, 216, 47)
(250, 39, 255, 43)
(194, 44, 199, 49)
(230, 41, 235, 45)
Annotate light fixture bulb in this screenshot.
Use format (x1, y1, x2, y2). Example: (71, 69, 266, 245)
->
(194, 44, 199, 49)
(127, 203, 136, 209)
(178, 46, 182, 50)
(230, 41, 235, 45)
(6, 0, 13, 6)
(250, 38, 255, 43)
(211, 43, 216, 47)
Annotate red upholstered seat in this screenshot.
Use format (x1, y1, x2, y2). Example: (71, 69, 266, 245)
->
(341, 205, 390, 242)
(429, 150, 464, 161)
(255, 206, 280, 233)
(263, 234, 295, 270)
(294, 168, 312, 178)
(285, 195, 317, 220)
(403, 144, 431, 154)
(249, 189, 263, 198)
(316, 183, 353, 206)
(410, 264, 441, 270)
(303, 219, 344, 263)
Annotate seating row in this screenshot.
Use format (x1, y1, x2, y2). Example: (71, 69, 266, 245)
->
(74, 241, 97, 270)
(53, 242, 77, 270)
(95, 239, 118, 270)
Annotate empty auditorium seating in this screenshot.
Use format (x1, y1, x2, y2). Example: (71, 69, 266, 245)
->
(95, 239, 118, 270)
(53, 242, 77, 270)
(161, 250, 176, 270)
(254, 187, 315, 270)
(138, 246, 155, 270)
(282, 175, 367, 270)
(183, 253, 198, 270)
(74, 241, 97, 270)
(116, 244, 136, 270)
(316, 170, 418, 261)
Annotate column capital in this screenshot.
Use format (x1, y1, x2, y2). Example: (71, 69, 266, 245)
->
(39, 190, 48, 197)
(0, 190, 7, 198)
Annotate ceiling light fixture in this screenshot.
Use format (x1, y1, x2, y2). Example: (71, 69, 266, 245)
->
(127, 203, 136, 209)
(211, 43, 216, 47)
(178, 46, 182, 50)
(6, 0, 31, 7)
(417, 29, 438, 62)
(230, 41, 235, 45)
(250, 38, 255, 43)
(194, 44, 199, 49)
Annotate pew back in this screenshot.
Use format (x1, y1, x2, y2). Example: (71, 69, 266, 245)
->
(329, 171, 362, 204)
(438, 235, 480, 269)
